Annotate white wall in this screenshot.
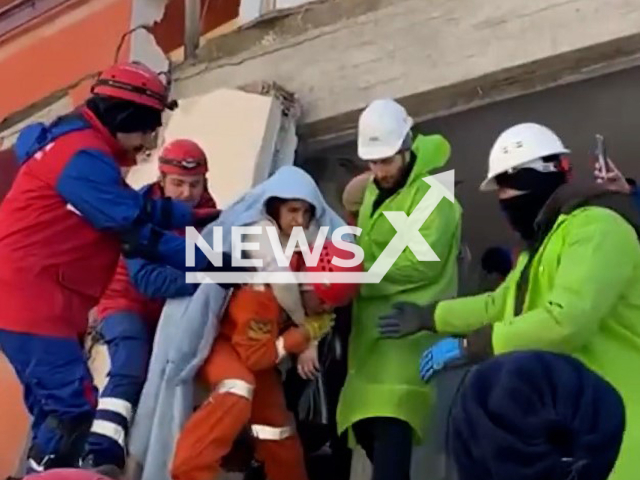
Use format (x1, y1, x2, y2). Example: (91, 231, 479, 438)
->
(128, 0, 170, 73)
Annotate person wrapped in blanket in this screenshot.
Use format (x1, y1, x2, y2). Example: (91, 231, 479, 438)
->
(170, 166, 362, 480)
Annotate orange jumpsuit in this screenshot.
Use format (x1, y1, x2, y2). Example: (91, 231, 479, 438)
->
(171, 285, 312, 480)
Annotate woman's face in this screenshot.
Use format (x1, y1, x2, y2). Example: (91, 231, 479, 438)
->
(276, 200, 313, 236)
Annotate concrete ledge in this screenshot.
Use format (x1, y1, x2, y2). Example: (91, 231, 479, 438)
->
(173, 0, 640, 146)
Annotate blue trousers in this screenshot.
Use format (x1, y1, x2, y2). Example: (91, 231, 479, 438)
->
(83, 311, 150, 469)
(0, 329, 97, 472)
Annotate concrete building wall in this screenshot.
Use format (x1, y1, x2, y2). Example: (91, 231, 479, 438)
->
(174, 0, 640, 146)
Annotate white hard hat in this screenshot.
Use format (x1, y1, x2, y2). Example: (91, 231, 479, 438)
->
(358, 99, 414, 161)
(480, 122, 570, 191)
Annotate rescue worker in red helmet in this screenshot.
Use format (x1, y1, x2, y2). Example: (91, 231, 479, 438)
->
(172, 237, 362, 480)
(0, 62, 243, 474)
(82, 139, 218, 472)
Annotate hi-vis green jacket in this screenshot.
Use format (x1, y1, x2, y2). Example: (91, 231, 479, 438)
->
(337, 134, 462, 442)
(436, 185, 640, 480)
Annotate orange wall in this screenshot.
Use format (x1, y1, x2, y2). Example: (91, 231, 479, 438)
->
(0, 0, 132, 121)
(0, 0, 246, 122)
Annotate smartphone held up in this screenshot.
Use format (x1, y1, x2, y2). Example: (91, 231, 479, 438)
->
(595, 134, 608, 176)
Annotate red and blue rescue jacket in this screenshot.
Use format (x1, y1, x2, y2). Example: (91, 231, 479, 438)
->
(0, 107, 210, 338)
(96, 182, 217, 328)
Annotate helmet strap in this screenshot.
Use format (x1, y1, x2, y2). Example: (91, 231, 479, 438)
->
(91, 78, 168, 109)
(400, 132, 413, 152)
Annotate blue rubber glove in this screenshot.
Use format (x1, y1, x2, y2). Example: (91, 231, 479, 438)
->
(419, 337, 465, 382)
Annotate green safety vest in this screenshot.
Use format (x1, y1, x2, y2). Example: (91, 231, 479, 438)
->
(437, 201, 640, 480)
(337, 134, 462, 442)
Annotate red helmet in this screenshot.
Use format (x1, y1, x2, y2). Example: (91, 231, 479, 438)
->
(91, 62, 177, 111)
(304, 240, 363, 307)
(26, 469, 113, 480)
(158, 139, 208, 175)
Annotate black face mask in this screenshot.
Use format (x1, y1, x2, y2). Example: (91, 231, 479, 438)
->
(499, 190, 552, 241)
(497, 169, 567, 242)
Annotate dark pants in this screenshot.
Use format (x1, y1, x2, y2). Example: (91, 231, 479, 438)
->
(321, 306, 353, 480)
(282, 323, 353, 479)
(353, 417, 413, 480)
(410, 367, 471, 480)
(0, 329, 97, 472)
(84, 311, 150, 469)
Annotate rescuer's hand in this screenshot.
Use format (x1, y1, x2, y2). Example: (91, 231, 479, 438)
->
(594, 158, 632, 194)
(378, 301, 437, 338)
(303, 313, 335, 342)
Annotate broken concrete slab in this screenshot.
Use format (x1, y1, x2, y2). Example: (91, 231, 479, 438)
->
(126, 86, 299, 206)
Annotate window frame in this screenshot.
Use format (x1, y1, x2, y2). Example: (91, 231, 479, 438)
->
(0, 0, 73, 39)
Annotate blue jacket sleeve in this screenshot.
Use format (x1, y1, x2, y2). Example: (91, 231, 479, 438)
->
(56, 149, 194, 230)
(120, 223, 227, 272)
(57, 149, 245, 274)
(125, 257, 198, 299)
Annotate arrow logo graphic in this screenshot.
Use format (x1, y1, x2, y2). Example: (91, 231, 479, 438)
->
(364, 169, 455, 283)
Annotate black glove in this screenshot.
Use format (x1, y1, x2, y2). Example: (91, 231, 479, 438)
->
(378, 301, 437, 338)
(192, 208, 221, 229)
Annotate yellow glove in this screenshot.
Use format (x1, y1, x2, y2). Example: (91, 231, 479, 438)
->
(303, 313, 335, 341)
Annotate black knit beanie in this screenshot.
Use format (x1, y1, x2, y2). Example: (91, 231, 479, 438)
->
(449, 351, 625, 480)
(86, 96, 162, 135)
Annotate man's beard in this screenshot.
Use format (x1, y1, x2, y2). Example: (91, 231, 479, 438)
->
(376, 175, 401, 189)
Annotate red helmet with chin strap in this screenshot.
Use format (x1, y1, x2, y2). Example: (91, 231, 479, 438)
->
(304, 240, 363, 307)
(158, 139, 208, 175)
(91, 62, 177, 111)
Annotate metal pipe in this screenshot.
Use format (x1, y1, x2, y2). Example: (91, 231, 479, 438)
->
(184, 0, 201, 60)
